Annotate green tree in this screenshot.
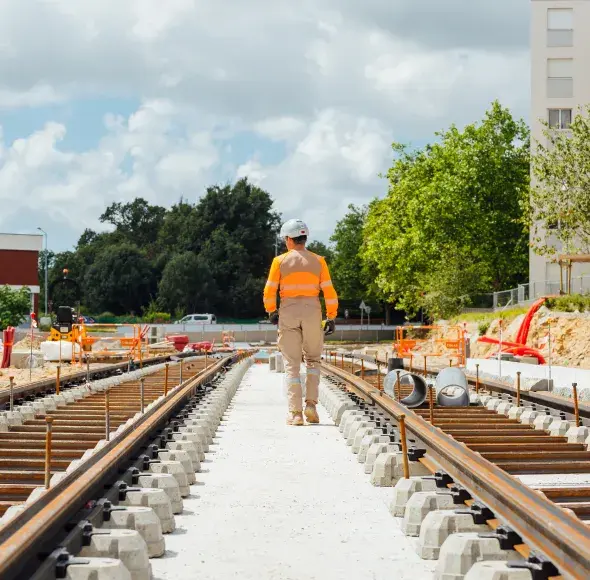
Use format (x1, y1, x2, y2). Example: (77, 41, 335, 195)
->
(39, 179, 281, 319)
(100, 198, 166, 254)
(306, 240, 334, 262)
(83, 244, 154, 315)
(158, 252, 218, 315)
(46, 251, 85, 310)
(189, 178, 280, 272)
(197, 228, 264, 318)
(156, 200, 197, 255)
(0, 286, 31, 329)
(362, 101, 530, 319)
(330, 205, 370, 299)
(530, 105, 590, 255)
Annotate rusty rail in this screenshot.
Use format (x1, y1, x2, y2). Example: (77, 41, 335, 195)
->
(321, 361, 590, 580)
(351, 352, 590, 422)
(0, 354, 175, 406)
(0, 352, 248, 580)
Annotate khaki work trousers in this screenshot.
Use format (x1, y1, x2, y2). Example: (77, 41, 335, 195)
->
(278, 297, 324, 413)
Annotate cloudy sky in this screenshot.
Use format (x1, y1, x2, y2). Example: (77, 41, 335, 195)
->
(0, 0, 530, 251)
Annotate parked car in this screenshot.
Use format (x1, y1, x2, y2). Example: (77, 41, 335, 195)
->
(175, 313, 217, 325)
(80, 315, 96, 324)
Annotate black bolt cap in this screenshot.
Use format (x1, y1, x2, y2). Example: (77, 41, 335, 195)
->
(434, 471, 454, 489)
(450, 484, 471, 504)
(479, 525, 521, 550)
(455, 501, 494, 524)
(407, 447, 426, 461)
(507, 551, 559, 580)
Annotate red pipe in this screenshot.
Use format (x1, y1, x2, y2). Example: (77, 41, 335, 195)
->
(1, 326, 15, 368)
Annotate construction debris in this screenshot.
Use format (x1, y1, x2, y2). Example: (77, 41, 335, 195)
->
(472, 307, 590, 369)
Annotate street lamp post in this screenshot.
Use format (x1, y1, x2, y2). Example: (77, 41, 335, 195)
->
(37, 228, 48, 315)
(275, 234, 283, 256)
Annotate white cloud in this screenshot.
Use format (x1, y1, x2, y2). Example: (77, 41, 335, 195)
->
(236, 160, 267, 186)
(254, 117, 306, 142)
(0, 0, 530, 247)
(238, 110, 391, 241)
(0, 100, 220, 238)
(0, 84, 65, 109)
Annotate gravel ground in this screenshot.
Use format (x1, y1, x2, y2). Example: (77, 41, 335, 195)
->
(151, 364, 435, 580)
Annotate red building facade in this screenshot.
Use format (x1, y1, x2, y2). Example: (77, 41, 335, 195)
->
(0, 233, 44, 314)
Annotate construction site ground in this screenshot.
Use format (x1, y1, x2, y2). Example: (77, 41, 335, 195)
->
(469, 306, 590, 368)
(152, 363, 434, 580)
(0, 361, 112, 393)
(341, 304, 590, 370)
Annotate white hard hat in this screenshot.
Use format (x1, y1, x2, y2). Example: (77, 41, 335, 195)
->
(280, 218, 309, 239)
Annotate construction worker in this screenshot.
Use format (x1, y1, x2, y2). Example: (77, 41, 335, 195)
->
(264, 219, 338, 426)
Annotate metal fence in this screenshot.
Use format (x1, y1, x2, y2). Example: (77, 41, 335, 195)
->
(473, 275, 590, 312)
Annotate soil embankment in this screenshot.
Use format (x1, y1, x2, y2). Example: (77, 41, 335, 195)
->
(469, 306, 590, 369)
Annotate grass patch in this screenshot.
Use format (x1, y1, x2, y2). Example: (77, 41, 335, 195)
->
(546, 294, 590, 313)
(478, 321, 491, 335)
(451, 306, 529, 327)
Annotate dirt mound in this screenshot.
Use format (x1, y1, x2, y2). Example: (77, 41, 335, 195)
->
(13, 335, 44, 350)
(471, 307, 590, 368)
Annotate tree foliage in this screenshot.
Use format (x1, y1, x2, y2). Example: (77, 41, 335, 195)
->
(84, 244, 154, 315)
(44, 178, 280, 319)
(361, 101, 530, 319)
(306, 241, 334, 262)
(100, 198, 166, 253)
(530, 105, 590, 255)
(329, 204, 371, 300)
(157, 252, 218, 316)
(0, 286, 31, 330)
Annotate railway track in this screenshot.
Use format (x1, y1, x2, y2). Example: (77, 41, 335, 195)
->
(0, 358, 210, 518)
(320, 357, 590, 579)
(1, 346, 587, 579)
(0, 354, 174, 408)
(0, 350, 252, 580)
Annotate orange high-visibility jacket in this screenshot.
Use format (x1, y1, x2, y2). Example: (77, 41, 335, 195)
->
(263, 249, 339, 319)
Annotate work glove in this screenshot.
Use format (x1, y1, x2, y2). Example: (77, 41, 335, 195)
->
(323, 318, 335, 336)
(269, 311, 279, 325)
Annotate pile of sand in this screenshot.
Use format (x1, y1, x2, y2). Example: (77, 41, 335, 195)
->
(471, 307, 590, 369)
(0, 362, 108, 393)
(13, 335, 44, 350)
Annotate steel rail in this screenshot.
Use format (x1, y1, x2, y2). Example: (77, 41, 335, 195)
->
(350, 353, 590, 421)
(0, 352, 244, 579)
(0, 354, 174, 406)
(462, 373, 590, 420)
(322, 361, 590, 580)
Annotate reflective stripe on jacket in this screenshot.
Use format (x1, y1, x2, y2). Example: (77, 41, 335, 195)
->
(263, 249, 339, 319)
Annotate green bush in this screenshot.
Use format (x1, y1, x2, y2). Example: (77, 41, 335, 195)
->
(451, 306, 528, 327)
(545, 294, 590, 313)
(144, 311, 171, 323)
(0, 285, 31, 330)
(478, 321, 491, 335)
(94, 312, 142, 324)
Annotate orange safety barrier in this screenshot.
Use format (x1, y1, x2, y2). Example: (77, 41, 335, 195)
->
(221, 331, 235, 350)
(394, 325, 467, 367)
(72, 323, 151, 364)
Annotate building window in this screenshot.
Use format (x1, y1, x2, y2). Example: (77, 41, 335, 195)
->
(548, 108, 572, 129)
(548, 8, 573, 47)
(547, 58, 573, 98)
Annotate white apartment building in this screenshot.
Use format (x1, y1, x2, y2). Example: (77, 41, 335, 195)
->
(530, 0, 590, 296)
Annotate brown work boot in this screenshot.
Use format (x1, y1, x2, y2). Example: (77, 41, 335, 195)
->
(304, 404, 319, 424)
(287, 411, 304, 426)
